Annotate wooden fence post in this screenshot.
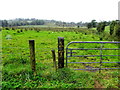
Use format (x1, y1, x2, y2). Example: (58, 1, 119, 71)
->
(58, 37, 64, 68)
(51, 50, 57, 71)
(29, 40, 36, 73)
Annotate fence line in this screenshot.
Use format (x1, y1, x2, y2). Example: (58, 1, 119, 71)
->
(2, 47, 58, 49)
(2, 38, 120, 73)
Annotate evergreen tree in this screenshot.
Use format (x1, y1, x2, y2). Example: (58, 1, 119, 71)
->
(91, 20, 97, 28)
(110, 21, 117, 35)
(114, 21, 120, 37)
(87, 23, 92, 29)
(97, 22, 106, 33)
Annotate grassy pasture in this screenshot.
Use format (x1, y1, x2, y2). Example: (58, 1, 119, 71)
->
(1, 27, 120, 88)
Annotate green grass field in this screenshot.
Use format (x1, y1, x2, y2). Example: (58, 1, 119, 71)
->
(1, 27, 120, 88)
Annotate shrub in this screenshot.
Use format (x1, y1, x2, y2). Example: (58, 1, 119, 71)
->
(110, 21, 117, 35)
(114, 22, 120, 38)
(87, 23, 92, 29)
(97, 22, 106, 33)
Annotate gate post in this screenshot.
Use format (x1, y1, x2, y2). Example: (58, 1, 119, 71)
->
(58, 37, 64, 68)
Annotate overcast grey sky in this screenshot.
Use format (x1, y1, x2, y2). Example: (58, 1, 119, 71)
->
(0, 0, 119, 22)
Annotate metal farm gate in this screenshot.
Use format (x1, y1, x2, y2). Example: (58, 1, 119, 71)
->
(66, 41, 120, 71)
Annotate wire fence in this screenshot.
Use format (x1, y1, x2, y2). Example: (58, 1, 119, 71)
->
(2, 47, 62, 60)
(2, 39, 120, 73)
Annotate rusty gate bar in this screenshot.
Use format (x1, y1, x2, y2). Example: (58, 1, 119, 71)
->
(66, 41, 120, 70)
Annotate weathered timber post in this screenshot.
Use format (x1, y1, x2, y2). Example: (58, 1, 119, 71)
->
(58, 37, 64, 68)
(29, 40, 36, 73)
(51, 50, 57, 71)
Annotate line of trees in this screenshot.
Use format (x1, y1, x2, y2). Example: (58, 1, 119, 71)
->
(86, 20, 110, 29)
(96, 20, 120, 38)
(86, 20, 120, 40)
(0, 18, 97, 28)
(0, 19, 45, 27)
